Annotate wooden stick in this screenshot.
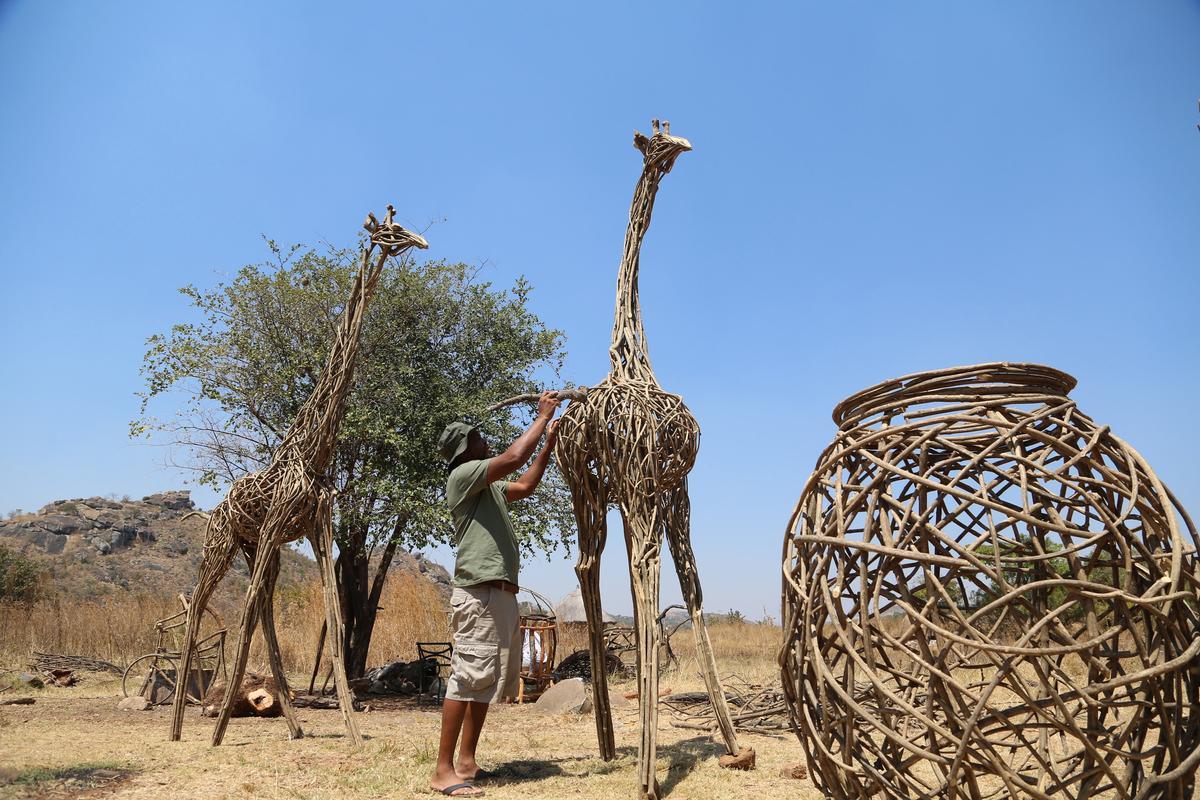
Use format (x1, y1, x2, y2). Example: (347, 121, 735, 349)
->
(485, 388, 588, 413)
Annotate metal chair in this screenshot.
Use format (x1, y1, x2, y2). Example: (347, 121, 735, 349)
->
(415, 641, 453, 700)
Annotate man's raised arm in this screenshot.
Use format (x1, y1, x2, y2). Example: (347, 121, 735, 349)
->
(486, 391, 560, 483)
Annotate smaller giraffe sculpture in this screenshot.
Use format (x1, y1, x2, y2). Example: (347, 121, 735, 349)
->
(169, 206, 428, 747)
(554, 121, 748, 800)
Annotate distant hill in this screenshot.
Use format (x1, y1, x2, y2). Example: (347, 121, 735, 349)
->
(0, 490, 450, 603)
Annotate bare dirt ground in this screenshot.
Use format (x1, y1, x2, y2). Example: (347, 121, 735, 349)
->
(0, 678, 818, 800)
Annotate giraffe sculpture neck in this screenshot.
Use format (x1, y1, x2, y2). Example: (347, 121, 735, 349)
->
(608, 164, 670, 385)
(277, 247, 389, 474)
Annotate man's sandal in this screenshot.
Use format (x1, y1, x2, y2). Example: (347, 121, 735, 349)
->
(434, 783, 484, 797)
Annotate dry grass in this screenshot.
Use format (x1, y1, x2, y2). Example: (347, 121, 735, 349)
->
(17, 586, 1184, 799)
(0, 585, 807, 800)
(0, 679, 813, 800)
(0, 570, 449, 676)
(0, 593, 181, 669)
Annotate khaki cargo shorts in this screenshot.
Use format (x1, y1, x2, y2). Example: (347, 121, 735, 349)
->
(444, 584, 521, 704)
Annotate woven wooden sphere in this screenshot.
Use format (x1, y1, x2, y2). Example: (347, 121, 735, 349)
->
(780, 363, 1200, 800)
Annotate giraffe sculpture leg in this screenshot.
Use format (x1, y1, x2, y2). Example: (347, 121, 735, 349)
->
(662, 483, 740, 756)
(309, 489, 363, 746)
(170, 522, 237, 741)
(568, 469, 615, 760)
(240, 542, 304, 740)
(212, 526, 279, 745)
(623, 504, 665, 800)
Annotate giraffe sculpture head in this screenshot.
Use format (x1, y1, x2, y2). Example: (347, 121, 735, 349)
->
(363, 204, 429, 256)
(633, 119, 692, 174)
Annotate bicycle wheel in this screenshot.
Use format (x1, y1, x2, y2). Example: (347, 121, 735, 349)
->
(122, 653, 178, 705)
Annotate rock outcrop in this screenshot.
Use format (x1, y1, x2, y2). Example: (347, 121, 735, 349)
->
(0, 490, 450, 602)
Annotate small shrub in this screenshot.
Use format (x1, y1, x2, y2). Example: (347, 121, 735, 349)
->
(0, 544, 42, 603)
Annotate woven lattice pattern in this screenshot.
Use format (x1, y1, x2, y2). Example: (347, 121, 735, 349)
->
(780, 363, 1200, 800)
(550, 121, 745, 800)
(169, 207, 428, 748)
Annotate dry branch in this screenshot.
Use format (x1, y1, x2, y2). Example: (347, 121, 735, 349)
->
(485, 388, 588, 413)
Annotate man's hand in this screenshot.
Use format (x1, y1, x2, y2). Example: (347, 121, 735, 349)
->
(536, 390, 560, 419)
(546, 419, 560, 446)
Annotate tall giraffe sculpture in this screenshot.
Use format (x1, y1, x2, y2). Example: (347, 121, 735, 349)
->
(168, 206, 428, 747)
(555, 121, 748, 800)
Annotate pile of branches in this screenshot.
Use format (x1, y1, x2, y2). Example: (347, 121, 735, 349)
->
(29, 652, 121, 676)
(663, 674, 791, 734)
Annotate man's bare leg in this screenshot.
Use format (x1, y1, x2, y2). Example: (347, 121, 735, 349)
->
(456, 701, 490, 779)
(431, 699, 483, 796)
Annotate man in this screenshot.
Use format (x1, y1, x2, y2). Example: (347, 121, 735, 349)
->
(430, 391, 562, 797)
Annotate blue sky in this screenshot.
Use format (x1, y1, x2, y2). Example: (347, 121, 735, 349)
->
(1, 2, 1198, 618)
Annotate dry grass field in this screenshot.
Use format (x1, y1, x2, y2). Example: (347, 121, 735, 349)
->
(0, 580, 813, 799)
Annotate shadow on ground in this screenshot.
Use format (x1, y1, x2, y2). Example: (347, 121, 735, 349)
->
(0, 764, 136, 799)
(485, 735, 724, 797)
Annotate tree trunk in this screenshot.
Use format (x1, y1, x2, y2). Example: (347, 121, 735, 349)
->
(333, 514, 409, 679)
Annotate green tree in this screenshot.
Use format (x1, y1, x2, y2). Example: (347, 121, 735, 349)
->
(0, 543, 42, 602)
(135, 240, 575, 676)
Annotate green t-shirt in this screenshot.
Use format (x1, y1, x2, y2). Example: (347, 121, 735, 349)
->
(446, 458, 520, 587)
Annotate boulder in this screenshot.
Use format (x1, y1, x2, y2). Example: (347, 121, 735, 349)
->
(118, 696, 152, 711)
(38, 515, 86, 535)
(13, 672, 44, 689)
(164, 539, 188, 556)
(108, 529, 134, 548)
(94, 511, 122, 529)
(91, 538, 111, 555)
(535, 678, 590, 715)
(142, 491, 193, 511)
(42, 533, 66, 555)
(82, 498, 122, 510)
(78, 506, 102, 521)
(5, 527, 66, 555)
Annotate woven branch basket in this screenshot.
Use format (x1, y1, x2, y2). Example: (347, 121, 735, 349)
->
(780, 362, 1200, 800)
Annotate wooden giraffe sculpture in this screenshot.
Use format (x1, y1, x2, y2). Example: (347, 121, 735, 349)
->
(555, 121, 747, 799)
(168, 206, 428, 747)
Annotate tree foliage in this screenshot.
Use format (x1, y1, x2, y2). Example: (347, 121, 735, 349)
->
(0, 543, 42, 603)
(134, 239, 575, 673)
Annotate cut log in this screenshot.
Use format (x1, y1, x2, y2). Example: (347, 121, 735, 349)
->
(247, 688, 276, 714)
(200, 673, 287, 718)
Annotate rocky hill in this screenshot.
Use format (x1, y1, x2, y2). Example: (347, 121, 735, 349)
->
(0, 491, 450, 602)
